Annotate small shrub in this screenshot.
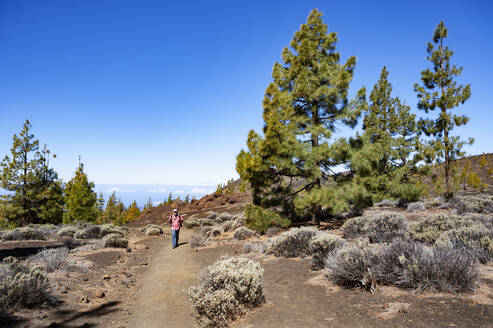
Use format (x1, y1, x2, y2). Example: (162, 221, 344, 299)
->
(451, 195, 493, 214)
(233, 227, 257, 240)
(244, 204, 291, 233)
(325, 242, 379, 288)
(366, 213, 409, 243)
(424, 198, 444, 209)
(200, 226, 213, 237)
(102, 233, 128, 248)
(190, 234, 206, 248)
(74, 225, 101, 239)
(243, 242, 264, 254)
(309, 233, 346, 270)
(341, 216, 369, 239)
(207, 213, 217, 220)
(436, 225, 493, 263)
(207, 228, 221, 238)
(28, 247, 89, 273)
(215, 213, 233, 224)
(200, 219, 214, 227)
(188, 257, 265, 328)
(222, 221, 233, 232)
(407, 202, 426, 213)
(71, 241, 103, 253)
(57, 226, 79, 238)
(266, 227, 319, 258)
(146, 227, 162, 236)
(1, 227, 45, 241)
(410, 213, 479, 244)
(184, 218, 202, 229)
(100, 224, 127, 237)
(0, 262, 55, 310)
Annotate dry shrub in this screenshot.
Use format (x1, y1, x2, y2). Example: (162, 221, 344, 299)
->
(188, 257, 265, 328)
(28, 248, 89, 273)
(184, 218, 201, 229)
(407, 202, 426, 212)
(141, 224, 163, 236)
(1, 227, 45, 241)
(266, 227, 319, 257)
(215, 212, 233, 224)
(341, 213, 408, 243)
(207, 228, 221, 238)
(242, 242, 265, 254)
(325, 240, 378, 288)
(74, 225, 101, 239)
(451, 195, 493, 214)
(57, 226, 79, 238)
(424, 198, 444, 209)
(410, 213, 479, 244)
(207, 213, 217, 220)
(327, 238, 479, 293)
(190, 234, 206, 248)
(436, 225, 493, 263)
(102, 233, 128, 248)
(309, 233, 346, 270)
(233, 227, 257, 240)
(200, 226, 213, 237)
(100, 224, 127, 237)
(266, 226, 280, 236)
(0, 262, 56, 310)
(375, 199, 398, 207)
(200, 219, 214, 227)
(222, 221, 233, 232)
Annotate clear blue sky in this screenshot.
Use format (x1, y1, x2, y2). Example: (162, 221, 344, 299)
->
(1, 0, 491, 185)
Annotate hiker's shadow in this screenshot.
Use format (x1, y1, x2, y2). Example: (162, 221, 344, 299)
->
(176, 242, 188, 247)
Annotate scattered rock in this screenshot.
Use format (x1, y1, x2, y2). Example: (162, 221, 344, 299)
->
(122, 279, 133, 288)
(81, 295, 89, 303)
(382, 303, 390, 309)
(103, 274, 111, 280)
(96, 291, 106, 298)
(126, 247, 132, 253)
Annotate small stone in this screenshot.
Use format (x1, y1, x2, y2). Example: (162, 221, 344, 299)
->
(126, 247, 132, 253)
(122, 279, 133, 288)
(81, 295, 89, 303)
(194, 249, 198, 252)
(82, 277, 89, 281)
(140, 262, 148, 266)
(398, 307, 408, 313)
(124, 272, 133, 278)
(96, 291, 106, 298)
(145, 246, 149, 249)
(103, 275, 111, 280)
(382, 303, 390, 309)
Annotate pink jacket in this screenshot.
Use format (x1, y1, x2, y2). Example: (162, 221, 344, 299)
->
(168, 214, 183, 231)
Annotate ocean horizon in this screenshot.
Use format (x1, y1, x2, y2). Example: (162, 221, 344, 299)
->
(94, 184, 216, 208)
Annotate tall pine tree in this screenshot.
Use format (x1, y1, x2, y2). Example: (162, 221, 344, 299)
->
(237, 9, 362, 224)
(63, 160, 98, 223)
(351, 67, 423, 202)
(414, 21, 472, 198)
(0, 120, 64, 226)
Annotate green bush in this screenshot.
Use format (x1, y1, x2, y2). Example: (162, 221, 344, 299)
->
(244, 204, 290, 233)
(100, 224, 127, 237)
(0, 262, 55, 310)
(233, 227, 257, 240)
(188, 257, 265, 328)
(184, 218, 201, 229)
(451, 195, 493, 214)
(341, 212, 408, 243)
(341, 216, 369, 238)
(74, 225, 101, 239)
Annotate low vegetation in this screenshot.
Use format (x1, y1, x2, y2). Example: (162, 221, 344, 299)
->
(102, 233, 128, 248)
(188, 257, 265, 328)
(341, 212, 409, 243)
(244, 204, 290, 233)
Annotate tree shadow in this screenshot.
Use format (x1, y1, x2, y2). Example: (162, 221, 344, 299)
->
(38, 301, 121, 328)
(0, 312, 28, 327)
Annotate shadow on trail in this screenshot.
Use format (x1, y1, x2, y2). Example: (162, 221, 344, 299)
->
(176, 241, 188, 247)
(0, 312, 28, 327)
(38, 301, 121, 328)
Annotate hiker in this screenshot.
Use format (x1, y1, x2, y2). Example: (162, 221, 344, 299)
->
(168, 209, 183, 248)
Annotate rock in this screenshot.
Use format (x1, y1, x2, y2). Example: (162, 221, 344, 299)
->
(103, 274, 111, 280)
(126, 247, 132, 253)
(382, 303, 390, 309)
(124, 272, 133, 278)
(122, 279, 133, 288)
(60, 285, 69, 294)
(96, 291, 106, 298)
(81, 295, 89, 303)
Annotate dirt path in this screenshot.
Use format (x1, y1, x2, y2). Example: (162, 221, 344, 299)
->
(127, 229, 198, 328)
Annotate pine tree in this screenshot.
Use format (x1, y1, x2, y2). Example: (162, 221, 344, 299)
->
(0, 120, 64, 226)
(125, 200, 141, 223)
(414, 21, 473, 198)
(166, 193, 173, 206)
(184, 194, 190, 204)
(459, 159, 472, 190)
(144, 197, 153, 211)
(237, 9, 362, 224)
(63, 161, 98, 223)
(96, 191, 105, 219)
(352, 67, 422, 202)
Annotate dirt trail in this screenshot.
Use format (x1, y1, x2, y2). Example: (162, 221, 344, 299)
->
(127, 229, 198, 328)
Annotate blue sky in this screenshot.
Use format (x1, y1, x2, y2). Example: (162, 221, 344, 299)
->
(1, 0, 492, 186)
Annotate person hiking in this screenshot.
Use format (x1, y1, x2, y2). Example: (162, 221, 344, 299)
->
(168, 209, 183, 248)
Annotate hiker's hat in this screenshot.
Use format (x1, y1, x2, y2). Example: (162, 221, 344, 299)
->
(173, 209, 178, 213)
